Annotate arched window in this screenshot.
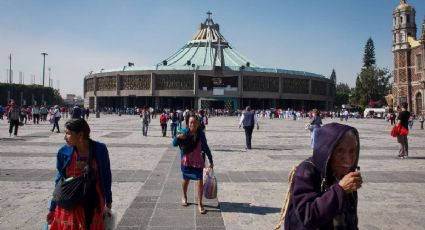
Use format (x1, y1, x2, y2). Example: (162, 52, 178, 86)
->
(416, 93, 423, 115)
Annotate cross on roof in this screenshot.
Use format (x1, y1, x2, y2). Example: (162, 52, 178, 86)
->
(207, 11, 212, 20)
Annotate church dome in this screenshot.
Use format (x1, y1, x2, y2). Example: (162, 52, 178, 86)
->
(396, 0, 413, 11)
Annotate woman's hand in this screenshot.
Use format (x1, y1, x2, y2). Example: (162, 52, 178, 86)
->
(209, 163, 214, 169)
(177, 134, 186, 139)
(46, 211, 55, 224)
(338, 171, 362, 193)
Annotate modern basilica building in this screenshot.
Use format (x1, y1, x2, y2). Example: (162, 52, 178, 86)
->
(84, 12, 335, 111)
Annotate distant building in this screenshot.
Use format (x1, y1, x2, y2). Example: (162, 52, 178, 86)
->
(64, 94, 84, 106)
(84, 12, 335, 111)
(392, 0, 425, 114)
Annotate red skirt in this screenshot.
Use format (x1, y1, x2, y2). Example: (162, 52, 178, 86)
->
(50, 151, 106, 230)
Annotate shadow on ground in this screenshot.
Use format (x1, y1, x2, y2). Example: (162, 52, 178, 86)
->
(219, 202, 281, 215)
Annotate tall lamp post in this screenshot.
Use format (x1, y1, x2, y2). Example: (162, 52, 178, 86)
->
(48, 67, 51, 87)
(9, 54, 12, 83)
(41, 53, 48, 86)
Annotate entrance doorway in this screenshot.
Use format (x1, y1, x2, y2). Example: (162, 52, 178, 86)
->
(416, 92, 422, 114)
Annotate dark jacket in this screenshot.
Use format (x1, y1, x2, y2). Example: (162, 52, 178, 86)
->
(49, 140, 112, 211)
(284, 123, 360, 230)
(242, 111, 255, 127)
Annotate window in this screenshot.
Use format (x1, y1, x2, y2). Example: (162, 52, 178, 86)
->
(400, 16, 403, 23)
(417, 54, 422, 71)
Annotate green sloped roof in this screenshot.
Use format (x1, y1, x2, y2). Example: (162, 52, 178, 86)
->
(92, 12, 326, 79)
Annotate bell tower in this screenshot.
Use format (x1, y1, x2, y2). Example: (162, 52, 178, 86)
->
(392, 0, 417, 110)
(392, 0, 416, 51)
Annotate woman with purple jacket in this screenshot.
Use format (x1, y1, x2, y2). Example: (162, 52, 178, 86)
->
(284, 123, 362, 229)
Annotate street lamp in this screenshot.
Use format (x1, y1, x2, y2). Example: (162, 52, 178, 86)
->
(41, 53, 48, 86)
(48, 67, 51, 87)
(9, 54, 12, 83)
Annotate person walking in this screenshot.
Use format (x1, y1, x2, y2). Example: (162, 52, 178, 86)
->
(390, 110, 396, 125)
(170, 110, 178, 138)
(141, 106, 151, 136)
(396, 102, 411, 159)
(51, 105, 62, 133)
(40, 106, 48, 121)
(71, 105, 82, 119)
(46, 118, 112, 229)
(276, 123, 362, 229)
(160, 111, 168, 137)
(0, 105, 4, 120)
(408, 115, 414, 130)
(239, 106, 259, 149)
(86, 108, 90, 119)
(7, 100, 20, 137)
(32, 105, 40, 124)
(172, 115, 213, 214)
(310, 109, 322, 149)
(198, 109, 207, 132)
(419, 113, 424, 130)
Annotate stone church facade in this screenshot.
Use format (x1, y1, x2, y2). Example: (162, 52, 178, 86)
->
(392, 0, 425, 114)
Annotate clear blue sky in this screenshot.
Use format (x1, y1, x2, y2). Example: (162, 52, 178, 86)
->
(1, 0, 424, 97)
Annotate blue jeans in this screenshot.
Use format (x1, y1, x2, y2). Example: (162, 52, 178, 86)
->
(311, 127, 320, 149)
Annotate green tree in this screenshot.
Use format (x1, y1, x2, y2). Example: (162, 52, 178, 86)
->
(363, 37, 376, 69)
(351, 38, 391, 108)
(335, 83, 351, 107)
(330, 69, 337, 83)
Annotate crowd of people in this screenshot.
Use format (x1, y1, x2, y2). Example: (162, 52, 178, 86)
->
(1, 98, 423, 229)
(1, 99, 91, 136)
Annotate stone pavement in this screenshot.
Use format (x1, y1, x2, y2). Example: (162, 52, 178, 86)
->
(0, 115, 424, 229)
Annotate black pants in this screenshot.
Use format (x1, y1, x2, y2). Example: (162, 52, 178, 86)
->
(420, 121, 424, 130)
(33, 114, 40, 124)
(142, 121, 149, 136)
(9, 119, 19, 136)
(161, 124, 167, 137)
(52, 117, 60, 132)
(243, 126, 254, 149)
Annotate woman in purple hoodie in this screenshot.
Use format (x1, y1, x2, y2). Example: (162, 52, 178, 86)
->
(284, 123, 362, 229)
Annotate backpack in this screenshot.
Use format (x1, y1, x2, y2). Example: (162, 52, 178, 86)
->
(171, 113, 177, 123)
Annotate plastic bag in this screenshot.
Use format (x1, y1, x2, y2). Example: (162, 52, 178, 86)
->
(203, 169, 217, 199)
(104, 208, 117, 230)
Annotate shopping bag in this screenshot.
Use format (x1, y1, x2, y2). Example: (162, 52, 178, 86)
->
(104, 208, 117, 230)
(203, 169, 217, 199)
(390, 125, 399, 137)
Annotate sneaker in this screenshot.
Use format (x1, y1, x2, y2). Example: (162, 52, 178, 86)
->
(403, 156, 408, 159)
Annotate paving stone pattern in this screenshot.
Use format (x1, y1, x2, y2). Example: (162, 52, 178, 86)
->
(0, 115, 425, 229)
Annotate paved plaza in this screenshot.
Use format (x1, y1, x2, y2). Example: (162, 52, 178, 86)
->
(0, 115, 424, 230)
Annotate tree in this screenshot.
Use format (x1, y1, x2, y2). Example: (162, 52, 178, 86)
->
(363, 37, 376, 69)
(330, 69, 336, 83)
(335, 83, 351, 107)
(351, 38, 391, 108)
(336, 83, 350, 94)
(352, 67, 392, 108)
